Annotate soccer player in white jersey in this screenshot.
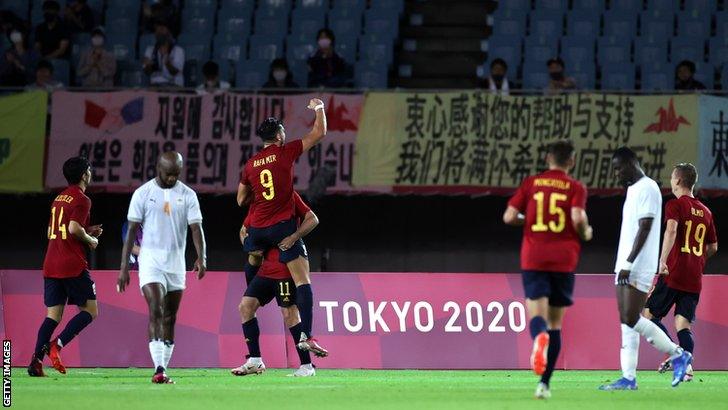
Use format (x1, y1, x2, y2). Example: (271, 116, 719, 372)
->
(599, 147, 692, 391)
(117, 152, 207, 384)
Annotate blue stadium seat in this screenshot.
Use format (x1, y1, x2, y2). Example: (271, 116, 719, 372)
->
(334, 34, 357, 63)
(214, 42, 244, 62)
(32, 0, 65, 9)
(255, 13, 289, 38)
(106, 5, 140, 22)
(634, 38, 668, 64)
(354, 62, 387, 88)
(296, 0, 329, 10)
(185, 44, 210, 62)
(139, 33, 156, 58)
(286, 36, 316, 63)
(214, 59, 234, 84)
(369, 0, 404, 15)
(359, 36, 393, 66)
(533, 0, 568, 11)
(249, 35, 284, 60)
(716, 11, 728, 39)
(291, 7, 326, 35)
(334, 0, 365, 12)
(178, 32, 211, 47)
(522, 60, 550, 90)
(671, 37, 704, 63)
(329, 4, 364, 20)
(603, 11, 637, 38)
(569, 61, 596, 89)
(219, 17, 252, 37)
(364, 9, 398, 38)
(597, 36, 631, 65)
(86, 0, 103, 13)
(257, 2, 291, 20)
(258, 0, 293, 13)
(108, 36, 136, 61)
(524, 35, 559, 64)
(721, 65, 728, 89)
(221, 0, 255, 9)
(645, 0, 680, 12)
(560, 36, 595, 66)
(684, 0, 717, 12)
(694, 62, 715, 89)
(488, 37, 523, 72)
(709, 37, 728, 68)
(498, 0, 529, 11)
(50, 58, 70, 85)
(571, 0, 605, 11)
(677, 12, 711, 39)
(330, 16, 362, 39)
(610, 0, 642, 12)
(493, 14, 527, 37)
(186, 0, 216, 8)
(120, 67, 148, 88)
(235, 59, 269, 88)
(182, 7, 216, 22)
(602, 64, 636, 90)
(182, 18, 215, 37)
(640, 11, 675, 38)
(529, 10, 564, 37)
(219, 3, 254, 19)
(288, 59, 308, 86)
(640, 62, 672, 91)
(1, 0, 29, 18)
(566, 11, 600, 38)
(105, 18, 135, 37)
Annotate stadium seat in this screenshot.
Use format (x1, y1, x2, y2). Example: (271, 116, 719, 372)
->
(120, 67, 147, 87)
(1, 0, 29, 18)
(602, 64, 636, 90)
(498, 0, 529, 11)
(560, 36, 595, 66)
(671, 37, 705, 63)
(488, 36, 523, 72)
(566, 11, 600, 38)
(182, 18, 215, 37)
(235, 59, 269, 88)
(186, 0, 216, 8)
(139, 33, 155, 58)
(571, 0, 605, 11)
(522, 60, 549, 90)
(110, 41, 136, 62)
(334, 34, 358, 63)
(329, 4, 364, 20)
(709, 37, 728, 68)
(677, 12, 711, 39)
(610, 0, 643, 12)
(354, 62, 387, 88)
(640, 62, 672, 91)
(286, 36, 316, 63)
(184, 44, 210, 62)
(184, 60, 202, 87)
(364, 9, 399, 38)
(255, 13, 289, 38)
(182, 7, 216, 22)
(288, 59, 309, 86)
(359, 36, 393, 67)
(533, 0, 568, 11)
(213, 59, 234, 84)
(178, 32, 211, 47)
(640, 12, 675, 39)
(50, 58, 70, 85)
(529, 10, 564, 38)
(645, 0, 680, 12)
(218, 17, 252, 37)
(219, 3, 254, 19)
(634, 38, 668, 64)
(106, 5, 140, 22)
(603, 11, 637, 38)
(684, 0, 717, 13)
(249, 35, 284, 60)
(296, 0, 329, 11)
(105, 18, 135, 37)
(258, 0, 293, 14)
(214, 42, 245, 62)
(221, 0, 255, 8)
(291, 7, 326, 37)
(597, 36, 631, 65)
(492, 15, 527, 37)
(692, 62, 715, 89)
(570, 62, 596, 89)
(721, 65, 728, 89)
(524, 35, 559, 64)
(369, 0, 404, 15)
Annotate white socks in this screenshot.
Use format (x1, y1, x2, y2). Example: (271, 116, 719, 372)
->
(633, 316, 682, 357)
(149, 339, 165, 370)
(620, 324, 639, 381)
(163, 342, 175, 369)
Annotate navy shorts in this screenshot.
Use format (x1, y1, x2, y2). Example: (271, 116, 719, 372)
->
(244, 218, 308, 263)
(244, 276, 297, 307)
(44, 270, 96, 307)
(522, 270, 575, 307)
(645, 277, 700, 323)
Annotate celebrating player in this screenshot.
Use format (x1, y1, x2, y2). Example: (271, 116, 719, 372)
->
(503, 140, 593, 399)
(643, 163, 718, 381)
(237, 98, 327, 356)
(599, 148, 692, 391)
(232, 192, 320, 377)
(117, 152, 207, 384)
(28, 156, 102, 377)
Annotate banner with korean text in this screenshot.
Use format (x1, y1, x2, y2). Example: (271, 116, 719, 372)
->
(46, 91, 363, 193)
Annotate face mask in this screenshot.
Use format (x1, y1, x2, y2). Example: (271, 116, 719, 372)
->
(491, 74, 504, 82)
(44, 12, 57, 23)
(91, 36, 104, 47)
(318, 38, 332, 49)
(550, 71, 564, 81)
(273, 70, 287, 81)
(206, 80, 218, 87)
(9, 31, 22, 44)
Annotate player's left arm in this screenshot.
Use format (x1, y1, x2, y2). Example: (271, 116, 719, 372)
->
(503, 178, 528, 226)
(503, 206, 525, 226)
(706, 219, 718, 259)
(68, 198, 98, 249)
(301, 98, 327, 152)
(658, 219, 678, 275)
(190, 223, 207, 279)
(279, 211, 319, 251)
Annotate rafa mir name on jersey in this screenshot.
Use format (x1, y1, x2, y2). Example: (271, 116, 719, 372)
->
(253, 154, 277, 168)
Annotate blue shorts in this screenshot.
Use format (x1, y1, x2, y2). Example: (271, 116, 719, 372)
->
(522, 270, 575, 307)
(244, 218, 308, 263)
(244, 276, 297, 308)
(44, 270, 97, 307)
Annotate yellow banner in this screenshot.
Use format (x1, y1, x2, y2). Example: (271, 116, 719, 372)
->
(354, 92, 699, 190)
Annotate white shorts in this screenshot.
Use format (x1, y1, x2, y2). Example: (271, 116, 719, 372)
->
(139, 269, 186, 294)
(614, 270, 655, 293)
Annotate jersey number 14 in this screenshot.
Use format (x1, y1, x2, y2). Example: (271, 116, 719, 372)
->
(48, 206, 68, 240)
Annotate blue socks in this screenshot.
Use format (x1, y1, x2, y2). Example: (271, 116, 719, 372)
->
(540, 329, 562, 386)
(242, 318, 261, 357)
(34, 317, 58, 357)
(678, 329, 694, 354)
(529, 316, 547, 339)
(289, 323, 312, 365)
(296, 284, 313, 339)
(244, 262, 260, 285)
(57, 311, 94, 348)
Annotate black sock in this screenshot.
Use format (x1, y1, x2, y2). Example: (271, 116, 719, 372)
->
(296, 284, 313, 339)
(244, 262, 260, 285)
(242, 318, 261, 357)
(540, 329, 562, 386)
(677, 329, 694, 354)
(34, 317, 59, 357)
(529, 316, 547, 339)
(57, 311, 94, 348)
(289, 323, 312, 365)
(651, 318, 673, 341)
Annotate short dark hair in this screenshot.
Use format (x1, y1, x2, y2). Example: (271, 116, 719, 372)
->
(677, 60, 696, 74)
(256, 117, 283, 142)
(612, 146, 637, 162)
(37, 59, 53, 73)
(674, 162, 698, 188)
(316, 28, 335, 44)
(202, 61, 219, 77)
(547, 57, 564, 68)
(490, 58, 507, 71)
(63, 156, 90, 185)
(548, 140, 575, 166)
(42, 0, 60, 11)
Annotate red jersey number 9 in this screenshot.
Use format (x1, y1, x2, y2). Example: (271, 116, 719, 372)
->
(260, 169, 275, 201)
(531, 191, 567, 233)
(48, 206, 68, 240)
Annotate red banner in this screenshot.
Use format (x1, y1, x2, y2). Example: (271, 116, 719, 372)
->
(3, 271, 728, 370)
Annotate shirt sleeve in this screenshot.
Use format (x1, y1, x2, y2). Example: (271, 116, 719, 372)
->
(186, 190, 203, 225)
(571, 181, 587, 209)
(293, 192, 311, 219)
(172, 46, 185, 71)
(282, 140, 304, 166)
(636, 184, 661, 220)
(707, 214, 718, 244)
(68, 196, 91, 226)
(507, 177, 530, 212)
(127, 188, 145, 223)
(664, 199, 680, 223)
(240, 166, 250, 186)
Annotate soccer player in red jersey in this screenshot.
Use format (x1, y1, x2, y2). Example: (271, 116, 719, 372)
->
(503, 141, 593, 399)
(28, 157, 103, 377)
(644, 163, 718, 381)
(237, 98, 327, 356)
(232, 192, 320, 377)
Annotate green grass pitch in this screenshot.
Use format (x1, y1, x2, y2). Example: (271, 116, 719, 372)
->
(12, 368, 728, 410)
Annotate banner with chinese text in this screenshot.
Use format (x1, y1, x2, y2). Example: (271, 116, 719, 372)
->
(353, 92, 700, 194)
(46, 91, 363, 193)
(698, 95, 728, 192)
(0, 91, 47, 193)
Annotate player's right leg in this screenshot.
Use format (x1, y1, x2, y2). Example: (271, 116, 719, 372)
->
(245, 253, 263, 285)
(142, 282, 171, 383)
(280, 298, 314, 376)
(674, 291, 699, 382)
(521, 271, 551, 376)
(286, 255, 328, 357)
(536, 272, 574, 398)
(232, 278, 270, 376)
(28, 297, 64, 377)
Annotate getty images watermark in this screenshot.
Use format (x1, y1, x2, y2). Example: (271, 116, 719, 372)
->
(3, 340, 10, 407)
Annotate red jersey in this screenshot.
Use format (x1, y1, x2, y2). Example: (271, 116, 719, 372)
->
(257, 192, 312, 280)
(241, 140, 304, 228)
(508, 169, 587, 272)
(664, 196, 718, 293)
(42, 185, 91, 278)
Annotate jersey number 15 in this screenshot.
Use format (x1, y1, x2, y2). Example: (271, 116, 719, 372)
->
(531, 191, 567, 233)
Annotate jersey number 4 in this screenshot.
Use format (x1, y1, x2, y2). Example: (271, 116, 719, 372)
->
(680, 220, 706, 257)
(260, 169, 275, 201)
(48, 206, 68, 240)
(531, 191, 567, 233)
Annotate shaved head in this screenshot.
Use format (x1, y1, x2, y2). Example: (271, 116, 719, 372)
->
(156, 151, 183, 188)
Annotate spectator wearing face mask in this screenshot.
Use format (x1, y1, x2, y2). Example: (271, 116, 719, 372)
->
(195, 61, 230, 95)
(26, 59, 63, 91)
(1, 30, 40, 86)
(263, 58, 299, 89)
(34, 1, 71, 59)
(481, 58, 510, 95)
(675, 60, 706, 91)
(64, 0, 95, 34)
(142, 20, 184, 87)
(308, 28, 349, 88)
(545, 57, 577, 95)
(77, 27, 116, 87)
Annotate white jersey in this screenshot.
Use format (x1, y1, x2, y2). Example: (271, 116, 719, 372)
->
(128, 179, 202, 276)
(614, 176, 662, 275)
